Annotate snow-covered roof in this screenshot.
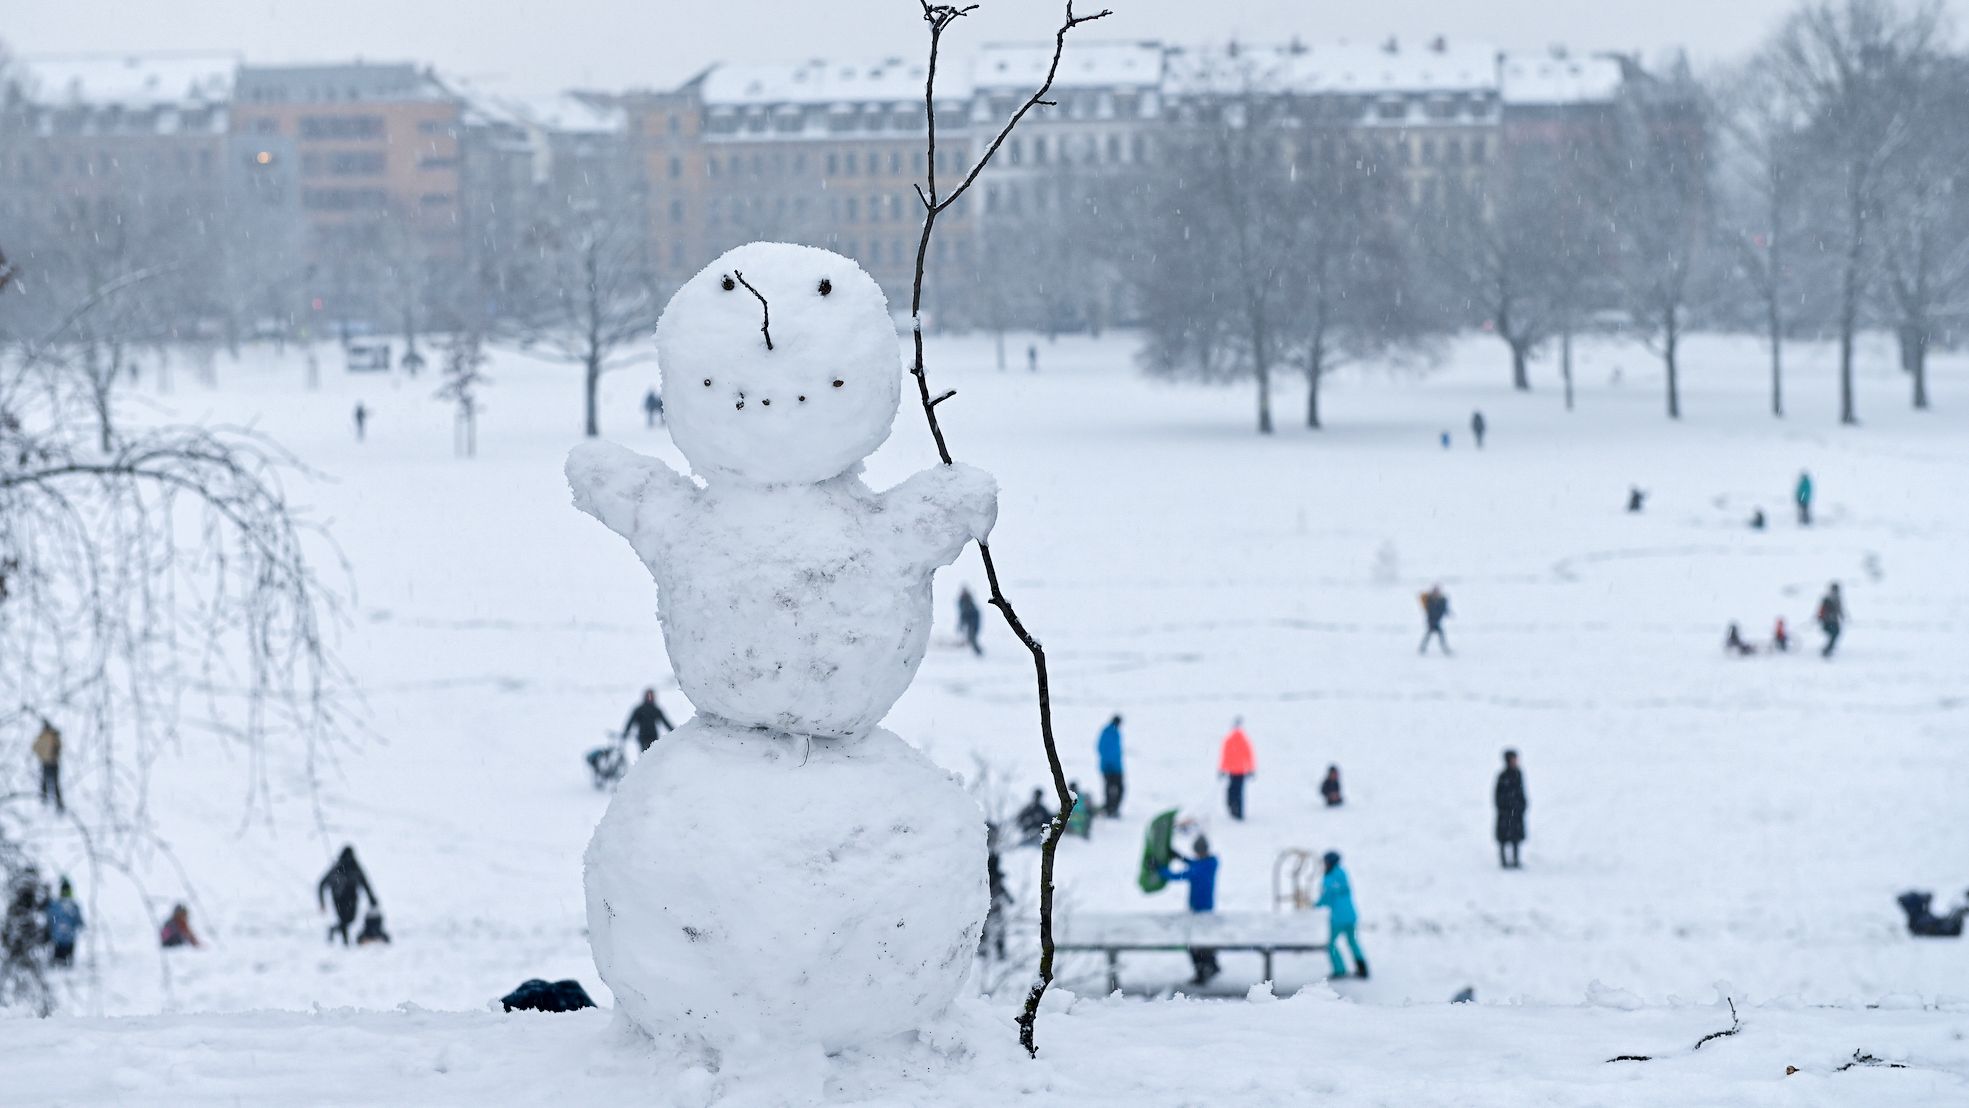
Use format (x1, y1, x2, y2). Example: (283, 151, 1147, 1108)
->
(20, 52, 238, 109)
(451, 77, 626, 135)
(1166, 41, 1500, 97)
(972, 41, 1165, 91)
(1499, 51, 1625, 106)
(701, 58, 963, 108)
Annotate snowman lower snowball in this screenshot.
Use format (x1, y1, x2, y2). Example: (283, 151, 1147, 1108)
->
(566, 242, 998, 1052)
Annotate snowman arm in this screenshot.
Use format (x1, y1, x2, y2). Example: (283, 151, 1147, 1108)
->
(566, 440, 695, 545)
(882, 462, 999, 568)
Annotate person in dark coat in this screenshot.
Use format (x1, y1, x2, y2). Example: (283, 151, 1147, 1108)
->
(160, 903, 200, 948)
(318, 846, 379, 946)
(623, 688, 675, 752)
(1816, 582, 1846, 658)
(1418, 585, 1452, 655)
(1097, 714, 1125, 818)
(1470, 410, 1487, 449)
(1320, 765, 1344, 808)
(956, 587, 983, 656)
(357, 908, 391, 945)
(980, 833, 1014, 961)
(642, 388, 663, 428)
(1724, 623, 1756, 656)
(1627, 487, 1646, 513)
(353, 403, 368, 442)
(1494, 750, 1527, 869)
(1014, 788, 1051, 846)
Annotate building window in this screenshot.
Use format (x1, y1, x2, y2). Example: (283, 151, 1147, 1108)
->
(330, 151, 388, 175)
(845, 196, 859, 222)
(298, 115, 385, 140)
(845, 151, 859, 175)
(670, 198, 684, 223)
(826, 152, 839, 175)
(669, 156, 682, 179)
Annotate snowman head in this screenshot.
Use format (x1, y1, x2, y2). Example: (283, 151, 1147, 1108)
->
(658, 242, 901, 486)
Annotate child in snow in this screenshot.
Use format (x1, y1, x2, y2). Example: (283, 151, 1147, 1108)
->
(1219, 720, 1255, 821)
(1015, 788, 1052, 846)
(1158, 836, 1220, 986)
(45, 878, 83, 968)
(1627, 487, 1646, 513)
(1724, 623, 1756, 656)
(160, 903, 200, 948)
(1320, 765, 1344, 808)
(1315, 851, 1368, 980)
(956, 587, 983, 656)
(1772, 617, 1790, 652)
(1065, 782, 1093, 839)
(357, 908, 391, 945)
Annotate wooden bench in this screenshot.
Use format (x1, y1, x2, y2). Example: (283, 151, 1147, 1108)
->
(1055, 911, 1328, 993)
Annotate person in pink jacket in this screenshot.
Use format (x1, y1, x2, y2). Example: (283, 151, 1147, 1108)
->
(1218, 719, 1255, 820)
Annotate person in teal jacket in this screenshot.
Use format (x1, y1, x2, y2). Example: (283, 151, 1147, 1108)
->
(1795, 470, 1814, 526)
(1315, 851, 1368, 980)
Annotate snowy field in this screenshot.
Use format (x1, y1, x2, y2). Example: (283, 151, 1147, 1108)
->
(7, 325, 1968, 1103)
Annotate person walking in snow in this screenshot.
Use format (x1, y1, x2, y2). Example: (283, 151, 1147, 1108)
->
(45, 878, 83, 968)
(1315, 851, 1368, 980)
(1772, 617, 1790, 653)
(1494, 750, 1528, 869)
(353, 402, 368, 442)
(1470, 410, 1487, 450)
(1795, 470, 1814, 526)
(1219, 719, 1256, 821)
(31, 718, 62, 815)
(1097, 714, 1125, 818)
(622, 688, 675, 753)
(643, 388, 664, 428)
(1816, 582, 1846, 658)
(1158, 835, 1220, 986)
(319, 846, 380, 947)
(1626, 486, 1647, 513)
(159, 903, 200, 949)
(1418, 585, 1452, 656)
(1320, 765, 1344, 808)
(956, 586, 983, 656)
(1026, 343, 1039, 374)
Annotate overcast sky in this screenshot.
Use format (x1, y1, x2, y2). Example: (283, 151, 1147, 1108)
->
(6, 0, 1959, 95)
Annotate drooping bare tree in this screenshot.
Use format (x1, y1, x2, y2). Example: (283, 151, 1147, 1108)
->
(1762, 0, 1952, 424)
(0, 241, 351, 1009)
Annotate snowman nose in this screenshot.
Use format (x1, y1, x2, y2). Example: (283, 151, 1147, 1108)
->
(730, 270, 774, 352)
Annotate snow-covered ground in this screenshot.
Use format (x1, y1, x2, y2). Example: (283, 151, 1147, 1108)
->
(7, 327, 1967, 1102)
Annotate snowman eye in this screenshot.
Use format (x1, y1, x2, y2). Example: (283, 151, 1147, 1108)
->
(832, 379, 844, 388)
(818, 278, 833, 296)
(703, 378, 712, 387)
(720, 275, 736, 291)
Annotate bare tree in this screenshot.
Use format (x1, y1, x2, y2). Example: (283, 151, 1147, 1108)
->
(435, 331, 491, 457)
(1714, 56, 1815, 418)
(508, 201, 662, 437)
(1763, 0, 1952, 424)
(905, 0, 1108, 1057)
(1875, 54, 1969, 411)
(1429, 149, 1558, 392)
(1597, 68, 1715, 420)
(1, 241, 350, 1011)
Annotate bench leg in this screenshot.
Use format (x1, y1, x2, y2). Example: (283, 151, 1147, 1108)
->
(1106, 950, 1120, 995)
(1262, 950, 1274, 986)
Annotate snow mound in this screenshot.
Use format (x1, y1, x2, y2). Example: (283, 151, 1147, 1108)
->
(584, 717, 987, 1052)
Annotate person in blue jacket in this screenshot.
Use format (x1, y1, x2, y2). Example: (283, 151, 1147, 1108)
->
(1315, 851, 1368, 980)
(1160, 836, 1220, 985)
(45, 877, 83, 968)
(1097, 714, 1125, 818)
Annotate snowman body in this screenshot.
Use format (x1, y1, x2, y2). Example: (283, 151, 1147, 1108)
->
(566, 242, 996, 1051)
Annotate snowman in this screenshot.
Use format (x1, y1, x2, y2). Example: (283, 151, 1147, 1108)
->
(565, 242, 997, 1053)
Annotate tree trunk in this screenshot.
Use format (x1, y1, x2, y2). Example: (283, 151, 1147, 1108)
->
(1838, 172, 1863, 426)
(1911, 327, 1930, 411)
(1767, 287, 1784, 419)
(1255, 361, 1273, 435)
(1561, 327, 1574, 413)
(1663, 307, 1681, 421)
(995, 328, 1006, 372)
(1305, 350, 1323, 430)
(1509, 339, 1531, 392)
(584, 354, 602, 437)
